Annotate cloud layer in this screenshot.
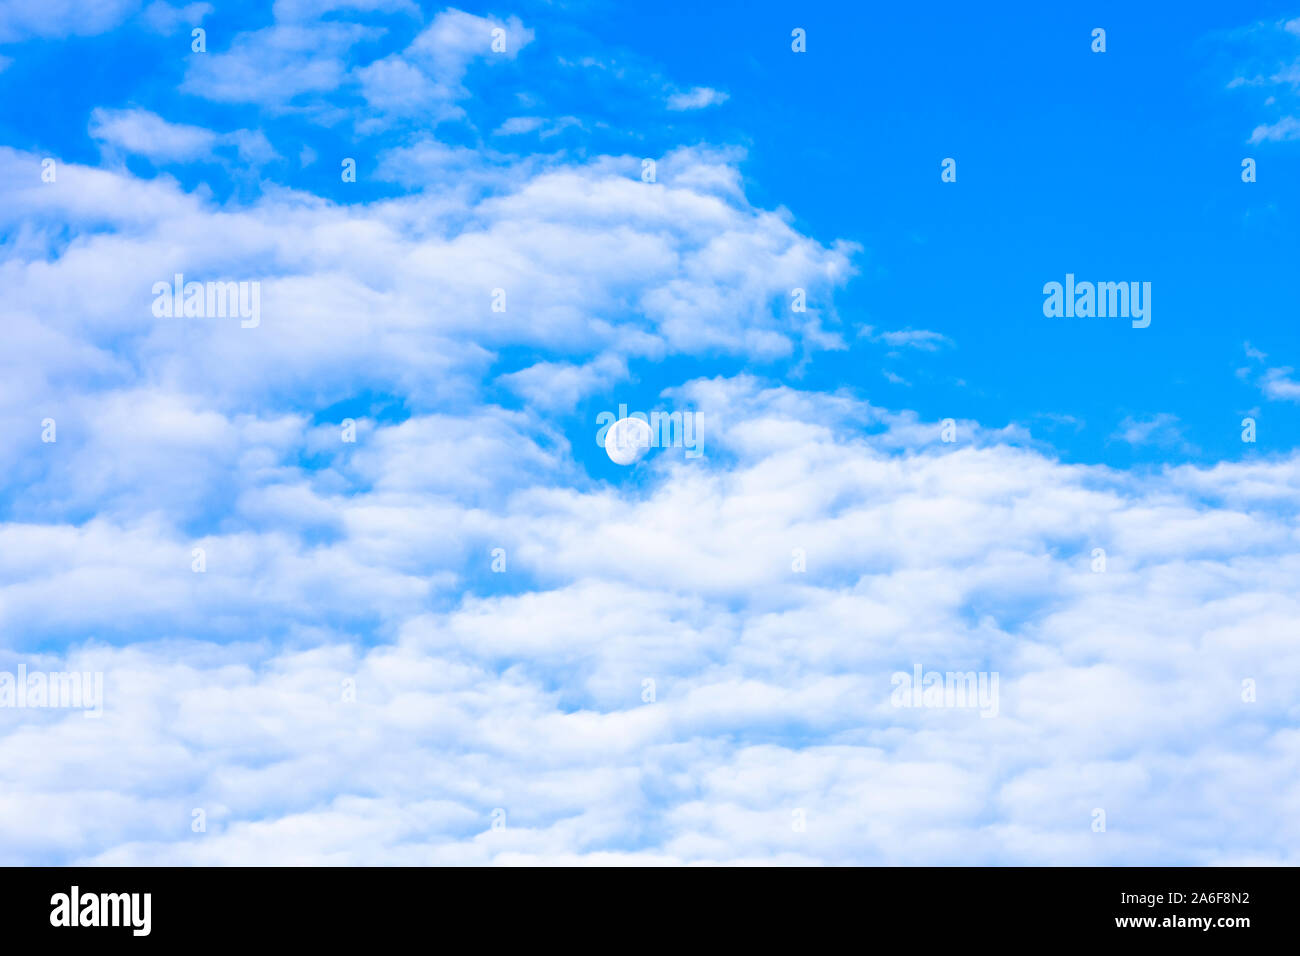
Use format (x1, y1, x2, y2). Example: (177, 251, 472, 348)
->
(4, 375, 1299, 864)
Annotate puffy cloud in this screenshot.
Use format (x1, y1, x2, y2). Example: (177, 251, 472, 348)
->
(0, 142, 854, 449)
(355, 10, 534, 126)
(2, 377, 1298, 863)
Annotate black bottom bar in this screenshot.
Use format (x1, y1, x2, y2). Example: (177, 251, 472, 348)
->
(6, 866, 1281, 943)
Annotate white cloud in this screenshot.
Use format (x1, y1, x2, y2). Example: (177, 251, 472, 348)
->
(497, 355, 628, 411)
(493, 116, 582, 138)
(1, 378, 1298, 863)
(860, 325, 954, 351)
(139, 1, 211, 35)
(0, 141, 855, 508)
(495, 116, 546, 136)
(0, 0, 139, 42)
(1230, 17, 1300, 142)
(1249, 115, 1300, 142)
(89, 108, 279, 165)
(1111, 413, 1190, 450)
(1261, 366, 1300, 401)
(181, 21, 379, 107)
(1240, 342, 1300, 402)
(666, 86, 729, 111)
(355, 10, 535, 126)
(408, 9, 533, 74)
(90, 107, 217, 162)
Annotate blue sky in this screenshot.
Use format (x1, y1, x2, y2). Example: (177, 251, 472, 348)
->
(6, 1, 1300, 467)
(0, 1, 1297, 864)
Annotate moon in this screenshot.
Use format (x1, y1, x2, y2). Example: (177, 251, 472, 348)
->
(604, 416, 653, 465)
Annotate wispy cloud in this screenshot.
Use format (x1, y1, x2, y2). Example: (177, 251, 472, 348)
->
(859, 325, 954, 351)
(89, 107, 278, 165)
(493, 115, 582, 138)
(0, 0, 138, 43)
(1240, 341, 1300, 402)
(140, 1, 212, 35)
(1261, 366, 1300, 401)
(1112, 413, 1192, 451)
(1249, 115, 1300, 142)
(1227, 16, 1300, 142)
(666, 86, 729, 111)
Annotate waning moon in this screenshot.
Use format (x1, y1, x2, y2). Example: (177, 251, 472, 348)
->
(604, 416, 653, 465)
